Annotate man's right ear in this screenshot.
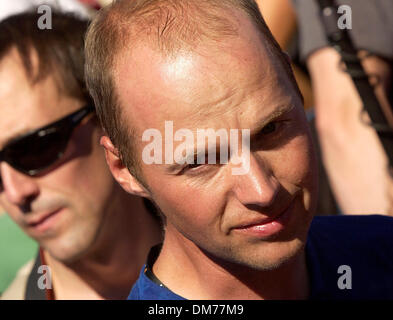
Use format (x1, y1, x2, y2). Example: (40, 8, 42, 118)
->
(100, 136, 150, 198)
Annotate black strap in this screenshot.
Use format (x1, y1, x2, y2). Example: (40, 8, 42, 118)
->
(316, 0, 393, 167)
(144, 244, 171, 290)
(25, 251, 46, 300)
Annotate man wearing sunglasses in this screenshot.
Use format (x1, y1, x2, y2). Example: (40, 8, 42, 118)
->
(0, 11, 161, 299)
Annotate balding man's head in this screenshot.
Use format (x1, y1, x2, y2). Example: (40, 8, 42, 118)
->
(85, 0, 299, 179)
(86, 0, 318, 273)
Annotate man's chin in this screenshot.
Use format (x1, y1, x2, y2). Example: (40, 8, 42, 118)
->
(41, 238, 93, 264)
(216, 238, 306, 273)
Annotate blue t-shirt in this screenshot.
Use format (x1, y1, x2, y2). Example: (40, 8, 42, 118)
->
(128, 215, 393, 300)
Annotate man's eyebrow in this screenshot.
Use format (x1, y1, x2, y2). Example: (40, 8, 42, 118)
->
(250, 104, 294, 136)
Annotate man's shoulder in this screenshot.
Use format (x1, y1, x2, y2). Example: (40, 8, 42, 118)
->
(309, 214, 393, 240)
(128, 265, 185, 300)
(308, 214, 393, 258)
(1, 259, 35, 300)
(307, 215, 393, 299)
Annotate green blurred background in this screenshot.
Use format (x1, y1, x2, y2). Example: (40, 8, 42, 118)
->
(0, 211, 38, 296)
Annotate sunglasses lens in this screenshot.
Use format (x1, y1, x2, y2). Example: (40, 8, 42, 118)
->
(5, 128, 71, 175)
(0, 105, 93, 185)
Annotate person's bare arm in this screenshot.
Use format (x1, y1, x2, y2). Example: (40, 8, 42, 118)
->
(308, 47, 393, 215)
(256, 0, 314, 109)
(255, 0, 296, 48)
(388, 169, 393, 215)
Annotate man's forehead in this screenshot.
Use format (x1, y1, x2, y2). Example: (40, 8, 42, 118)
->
(0, 49, 81, 148)
(114, 17, 282, 136)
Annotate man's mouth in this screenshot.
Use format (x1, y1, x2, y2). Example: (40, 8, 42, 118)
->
(232, 199, 296, 238)
(26, 208, 64, 233)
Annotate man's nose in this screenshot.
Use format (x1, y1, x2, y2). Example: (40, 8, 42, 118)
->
(231, 154, 280, 208)
(0, 163, 40, 208)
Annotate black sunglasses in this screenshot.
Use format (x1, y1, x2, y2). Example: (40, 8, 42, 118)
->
(0, 105, 95, 184)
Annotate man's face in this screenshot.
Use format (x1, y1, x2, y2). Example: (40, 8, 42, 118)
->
(0, 49, 118, 262)
(115, 13, 318, 271)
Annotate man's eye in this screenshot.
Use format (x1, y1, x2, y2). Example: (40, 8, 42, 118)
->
(186, 163, 203, 170)
(176, 162, 204, 175)
(260, 122, 278, 135)
(253, 120, 290, 150)
(174, 163, 204, 176)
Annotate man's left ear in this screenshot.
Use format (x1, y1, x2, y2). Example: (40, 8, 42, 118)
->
(100, 136, 150, 198)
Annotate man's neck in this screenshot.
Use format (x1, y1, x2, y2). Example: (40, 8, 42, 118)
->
(44, 195, 162, 300)
(153, 230, 309, 300)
